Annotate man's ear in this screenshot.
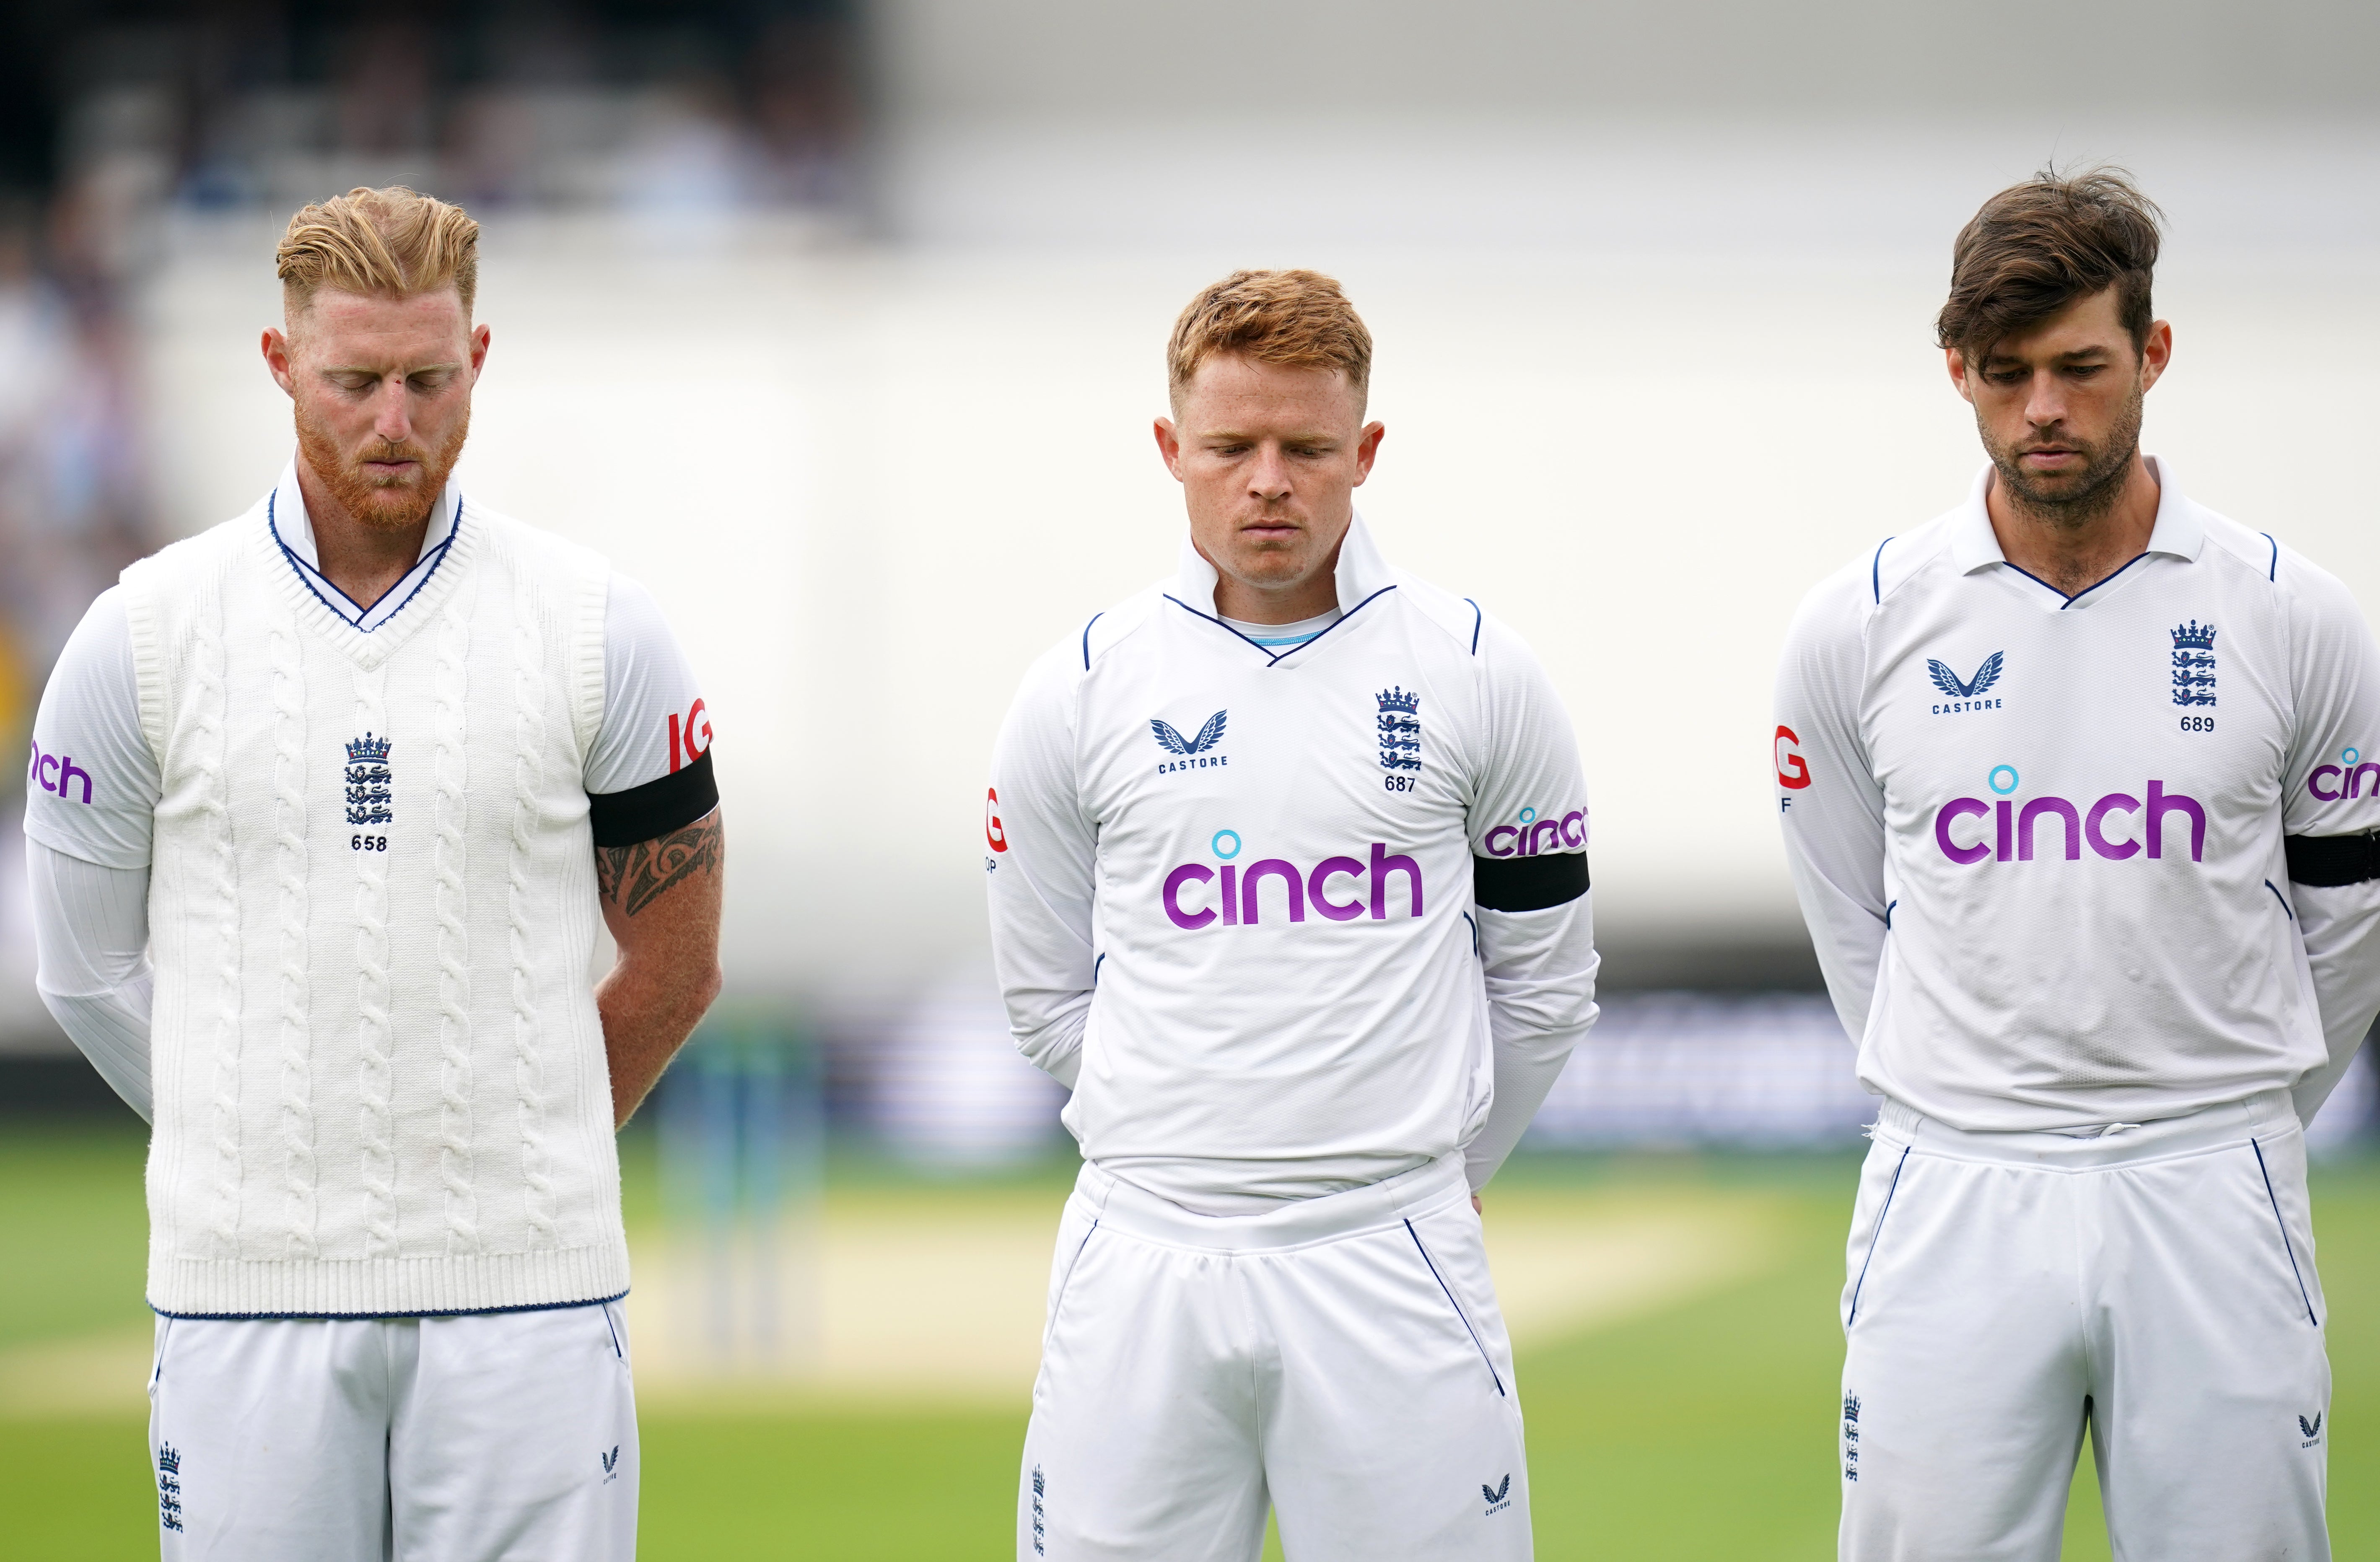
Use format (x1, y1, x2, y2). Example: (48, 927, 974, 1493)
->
(262, 326, 298, 398)
(1946, 347, 1976, 407)
(1154, 416, 1183, 480)
(2137, 319, 2173, 393)
(1353, 420, 1385, 485)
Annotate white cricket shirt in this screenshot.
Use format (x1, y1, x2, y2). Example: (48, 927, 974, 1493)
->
(1777, 459, 2380, 1132)
(988, 517, 1598, 1211)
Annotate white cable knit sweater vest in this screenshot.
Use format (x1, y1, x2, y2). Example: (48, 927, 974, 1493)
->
(123, 494, 625, 1317)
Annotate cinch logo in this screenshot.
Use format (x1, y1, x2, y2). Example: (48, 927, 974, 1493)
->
(985, 787, 1008, 852)
(1162, 829, 1422, 929)
(1776, 725, 1811, 790)
(25, 739, 93, 804)
(668, 699, 711, 773)
(2306, 747, 2379, 802)
(1933, 765, 2204, 864)
(1482, 806, 1585, 857)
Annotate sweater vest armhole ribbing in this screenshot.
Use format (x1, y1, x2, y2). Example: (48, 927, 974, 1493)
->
(118, 525, 242, 772)
(568, 556, 609, 768)
(119, 571, 170, 768)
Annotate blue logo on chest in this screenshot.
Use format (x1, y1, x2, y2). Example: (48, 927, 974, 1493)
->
(2172, 621, 2217, 707)
(1927, 652, 2003, 701)
(1151, 710, 1229, 775)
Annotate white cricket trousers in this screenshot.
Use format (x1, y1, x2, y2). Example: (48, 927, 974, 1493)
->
(1019, 1152, 1530, 1561)
(147, 1300, 638, 1561)
(1839, 1088, 2329, 1562)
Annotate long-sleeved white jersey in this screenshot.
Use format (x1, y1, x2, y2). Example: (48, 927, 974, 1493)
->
(988, 517, 1598, 1212)
(1777, 459, 2380, 1133)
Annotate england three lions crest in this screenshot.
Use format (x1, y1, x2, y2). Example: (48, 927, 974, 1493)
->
(345, 732, 394, 825)
(2171, 620, 2216, 707)
(1377, 686, 1421, 773)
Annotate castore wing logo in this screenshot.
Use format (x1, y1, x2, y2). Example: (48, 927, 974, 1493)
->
(1927, 652, 2003, 701)
(1151, 711, 1227, 755)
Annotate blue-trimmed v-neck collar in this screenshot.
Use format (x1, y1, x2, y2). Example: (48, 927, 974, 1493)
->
(1167, 513, 1399, 662)
(266, 460, 462, 633)
(1948, 454, 2204, 611)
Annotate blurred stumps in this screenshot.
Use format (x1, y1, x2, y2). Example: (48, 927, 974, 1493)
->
(657, 1008, 824, 1373)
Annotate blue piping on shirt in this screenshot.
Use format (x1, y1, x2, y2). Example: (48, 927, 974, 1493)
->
(1163, 585, 1399, 665)
(268, 490, 462, 633)
(2002, 552, 2147, 610)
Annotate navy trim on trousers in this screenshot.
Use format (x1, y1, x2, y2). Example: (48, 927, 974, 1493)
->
(1404, 1218, 1505, 1396)
(2251, 1138, 2320, 1327)
(1846, 1145, 1910, 1326)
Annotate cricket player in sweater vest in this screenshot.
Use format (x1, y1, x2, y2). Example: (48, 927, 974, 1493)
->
(1778, 169, 2380, 1560)
(988, 270, 1598, 1559)
(23, 187, 724, 1559)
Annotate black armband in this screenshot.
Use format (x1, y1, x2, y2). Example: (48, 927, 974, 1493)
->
(590, 750, 718, 848)
(1473, 851, 1589, 913)
(2284, 828, 2380, 888)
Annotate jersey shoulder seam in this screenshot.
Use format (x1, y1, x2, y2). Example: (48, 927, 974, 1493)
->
(2191, 502, 2288, 590)
(1384, 568, 1483, 652)
(1869, 512, 1961, 610)
(1079, 584, 1167, 672)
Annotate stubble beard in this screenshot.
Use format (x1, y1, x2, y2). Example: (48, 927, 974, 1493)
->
(295, 402, 471, 533)
(1980, 384, 2144, 532)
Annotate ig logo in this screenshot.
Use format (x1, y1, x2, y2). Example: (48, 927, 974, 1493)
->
(1776, 725, 1811, 811)
(667, 699, 712, 773)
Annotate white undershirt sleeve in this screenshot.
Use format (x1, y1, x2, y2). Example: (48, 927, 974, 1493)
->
(29, 840, 155, 1121)
(987, 643, 1098, 1090)
(585, 572, 710, 795)
(1775, 560, 1889, 1048)
(1463, 615, 1599, 1191)
(2277, 551, 2380, 1124)
(23, 586, 159, 869)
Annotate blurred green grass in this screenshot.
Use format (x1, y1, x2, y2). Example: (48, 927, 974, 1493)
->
(3, 1124, 2375, 1559)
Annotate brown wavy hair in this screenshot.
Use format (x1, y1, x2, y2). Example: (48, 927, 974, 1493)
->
(1938, 168, 2163, 364)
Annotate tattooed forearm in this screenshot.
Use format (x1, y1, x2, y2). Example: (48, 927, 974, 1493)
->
(596, 813, 723, 916)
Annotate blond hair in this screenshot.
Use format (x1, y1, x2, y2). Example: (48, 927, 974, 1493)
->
(1167, 269, 1372, 412)
(277, 186, 480, 318)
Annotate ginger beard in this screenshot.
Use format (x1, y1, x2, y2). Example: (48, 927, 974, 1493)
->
(294, 397, 471, 532)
